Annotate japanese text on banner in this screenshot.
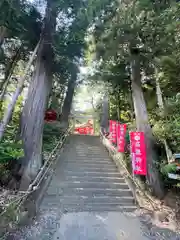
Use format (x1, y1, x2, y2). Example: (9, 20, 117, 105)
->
(109, 120, 117, 144)
(116, 123, 127, 152)
(129, 132, 147, 175)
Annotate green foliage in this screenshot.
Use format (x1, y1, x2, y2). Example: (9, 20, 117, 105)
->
(87, 0, 180, 155)
(152, 97, 180, 152)
(11, 95, 23, 129)
(158, 56, 180, 96)
(0, 0, 41, 46)
(0, 140, 24, 163)
(0, 96, 24, 163)
(152, 119, 169, 141)
(161, 163, 177, 176)
(43, 123, 62, 152)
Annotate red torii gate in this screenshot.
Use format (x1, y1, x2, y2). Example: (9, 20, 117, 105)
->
(71, 111, 97, 136)
(74, 119, 94, 135)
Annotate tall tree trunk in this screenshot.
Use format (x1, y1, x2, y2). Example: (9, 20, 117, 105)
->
(19, 0, 57, 190)
(130, 48, 164, 198)
(155, 74, 164, 111)
(101, 94, 109, 134)
(0, 26, 7, 47)
(155, 68, 172, 163)
(0, 45, 22, 106)
(60, 72, 77, 128)
(0, 42, 40, 140)
(56, 85, 66, 120)
(116, 89, 121, 121)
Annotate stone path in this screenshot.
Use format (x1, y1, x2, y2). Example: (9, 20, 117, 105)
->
(40, 135, 136, 213)
(5, 135, 180, 239)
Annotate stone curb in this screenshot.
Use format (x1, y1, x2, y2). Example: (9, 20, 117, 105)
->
(101, 137, 141, 207)
(2, 136, 70, 238)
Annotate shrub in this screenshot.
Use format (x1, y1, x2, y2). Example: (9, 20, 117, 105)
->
(0, 140, 24, 163)
(43, 122, 62, 152)
(152, 96, 180, 153)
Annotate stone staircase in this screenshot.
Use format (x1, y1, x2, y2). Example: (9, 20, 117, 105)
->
(6, 135, 180, 240)
(40, 135, 136, 213)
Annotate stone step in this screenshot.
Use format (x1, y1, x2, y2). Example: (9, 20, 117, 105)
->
(59, 167, 118, 173)
(64, 155, 110, 160)
(41, 203, 137, 212)
(42, 195, 135, 206)
(60, 160, 116, 168)
(40, 135, 136, 215)
(62, 205, 137, 212)
(64, 154, 110, 159)
(55, 175, 125, 183)
(59, 162, 116, 167)
(51, 181, 129, 190)
(60, 161, 115, 167)
(58, 162, 115, 167)
(57, 170, 121, 177)
(47, 187, 133, 197)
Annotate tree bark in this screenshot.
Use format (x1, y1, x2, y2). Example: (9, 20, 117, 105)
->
(19, 0, 57, 190)
(117, 88, 121, 121)
(130, 49, 164, 198)
(0, 45, 22, 105)
(0, 26, 7, 47)
(155, 74, 164, 110)
(60, 72, 77, 128)
(100, 94, 109, 134)
(59, 85, 66, 113)
(0, 42, 40, 140)
(155, 68, 172, 163)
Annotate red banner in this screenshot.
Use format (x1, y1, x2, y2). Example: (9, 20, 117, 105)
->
(116, 123, 127, 152)
(129, 132, 147, 175)
(109, 120, 117, 143)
